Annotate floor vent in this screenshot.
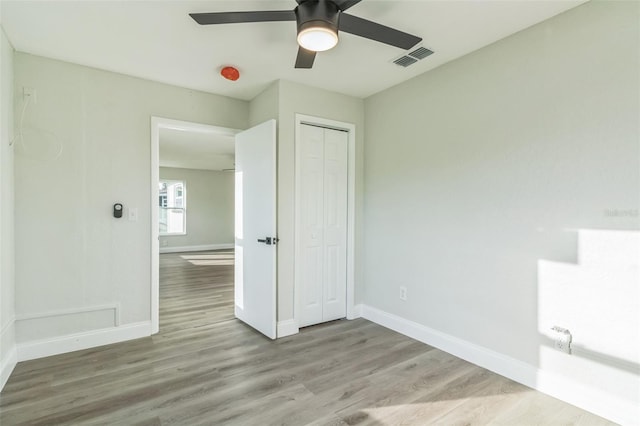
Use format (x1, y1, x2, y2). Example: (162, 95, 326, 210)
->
(392, 46, 434, 68)
(393, 55, 418, 67)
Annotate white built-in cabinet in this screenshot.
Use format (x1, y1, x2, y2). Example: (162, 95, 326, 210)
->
(297, 123, 348, 328)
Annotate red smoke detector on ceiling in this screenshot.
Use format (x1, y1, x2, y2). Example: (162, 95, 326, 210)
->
(220, 66, 240, 81)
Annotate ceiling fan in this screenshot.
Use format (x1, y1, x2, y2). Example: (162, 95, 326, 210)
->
(189, 0, 422, 69)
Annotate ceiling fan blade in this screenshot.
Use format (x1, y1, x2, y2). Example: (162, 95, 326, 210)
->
(296, 0, 360, 9)
(339, 13, 421, 50)
(334, 0, 363, 11)
(189, 10, 296, 25)
(295, 47, 316, 69)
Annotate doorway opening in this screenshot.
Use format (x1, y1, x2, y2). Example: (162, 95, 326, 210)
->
(150, 117, 240, 334)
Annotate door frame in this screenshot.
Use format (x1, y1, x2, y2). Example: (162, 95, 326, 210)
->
(150, 116, 240, 334)
(294, 114, 357, 330)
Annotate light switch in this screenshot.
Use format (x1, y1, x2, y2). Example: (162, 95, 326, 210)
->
(128, 207, 138, 222)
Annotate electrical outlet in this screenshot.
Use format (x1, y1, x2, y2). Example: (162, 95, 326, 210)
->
(551, 326, 572, 354)
(399, 286, 407, 301)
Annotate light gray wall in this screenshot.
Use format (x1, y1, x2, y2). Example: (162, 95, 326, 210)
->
(159, 167, 234, 249)
(276, 80, 365, 322)
(249, 81, 279, 126)
(364, 0, 638, 411)
(13, 53, 248, 342)
(0, 27, 16, 388)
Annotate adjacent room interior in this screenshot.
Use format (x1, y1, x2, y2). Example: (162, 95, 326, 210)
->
(0, 0, 638, 424)
(158, 120, 237, 331)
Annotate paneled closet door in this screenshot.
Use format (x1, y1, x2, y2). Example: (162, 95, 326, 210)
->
(321, 128, 348, 322)
(299, 124, 324, 327)
(298, 124, 348, 328)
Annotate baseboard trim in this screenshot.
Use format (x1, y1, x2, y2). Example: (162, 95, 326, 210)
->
(348, 303, 363, 320)
(160, 243, 234, 254)
(277, 319, 299, 338)
(0, 317, 17, 391)
(0, 345, 18, 391)
(17, 321, 152, 362)
(361, 304, 638, 425)
(534, 365, 639, 426)
(0, 345, 17, 392)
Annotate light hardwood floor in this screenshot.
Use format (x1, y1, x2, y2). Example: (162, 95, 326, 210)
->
(0, 250, 613, 425)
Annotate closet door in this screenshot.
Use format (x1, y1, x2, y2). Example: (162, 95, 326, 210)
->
(321, 128, 348, 322)
(298, 124, 348, 327)
(299, 124, 325, 327)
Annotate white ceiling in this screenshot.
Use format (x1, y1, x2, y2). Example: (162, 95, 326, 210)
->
(1, 0, 587, 101)
(160, 127, 235, 171)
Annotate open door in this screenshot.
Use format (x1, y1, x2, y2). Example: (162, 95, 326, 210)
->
(234, 119, 277, 339)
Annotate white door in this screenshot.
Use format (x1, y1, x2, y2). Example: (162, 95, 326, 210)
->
(235, 119, 277, 339)
(298, 124, 348, 327)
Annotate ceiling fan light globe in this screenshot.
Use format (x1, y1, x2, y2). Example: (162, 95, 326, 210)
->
(297, 26, 338, 52)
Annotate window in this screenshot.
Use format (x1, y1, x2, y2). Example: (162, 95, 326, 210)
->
(159, 180, 186, 235)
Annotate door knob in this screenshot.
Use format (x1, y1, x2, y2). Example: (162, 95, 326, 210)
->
(257, 237, 279, 245)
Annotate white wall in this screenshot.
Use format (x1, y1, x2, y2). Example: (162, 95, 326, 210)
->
(273, 80, 365, 322)
(249, 81, 279, 126)
(159, 167, 234, 250)
(13, 53, 248, 346)
(0, 26, 16, 390)
(363, 1, 639, 423)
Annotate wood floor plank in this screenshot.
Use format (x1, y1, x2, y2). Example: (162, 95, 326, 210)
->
(0, 250, 614, 425)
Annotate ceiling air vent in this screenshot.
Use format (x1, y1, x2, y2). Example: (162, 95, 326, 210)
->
(408, 47, 434, 60)
(392, 45, 434, 68)
(393, 55, 418, 68)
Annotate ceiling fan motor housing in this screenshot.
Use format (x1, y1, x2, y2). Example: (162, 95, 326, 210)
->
(295, 0, 340, 38)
